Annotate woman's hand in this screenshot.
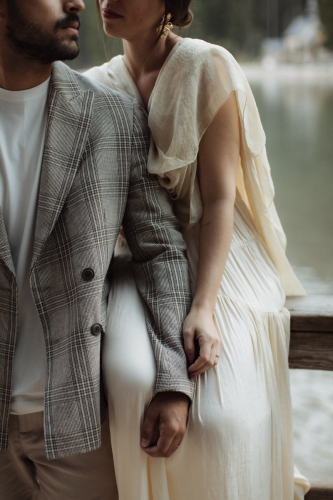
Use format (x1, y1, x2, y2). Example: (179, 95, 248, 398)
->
(183, 306, 222, 378)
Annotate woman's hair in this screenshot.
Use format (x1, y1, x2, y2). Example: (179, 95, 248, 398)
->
(165, 0, 193, 28)
(156, 0, 192, 42)
(95, 0, 193, 36)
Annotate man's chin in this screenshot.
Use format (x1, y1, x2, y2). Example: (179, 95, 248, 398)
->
(61, 44, 80, 61)
(62, 48, 80, 61)
(53, 39, 80, 62)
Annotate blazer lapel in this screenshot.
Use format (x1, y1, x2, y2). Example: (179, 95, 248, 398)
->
(32, 62, 94, 266)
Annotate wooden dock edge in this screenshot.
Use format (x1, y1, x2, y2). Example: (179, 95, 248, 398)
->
(286, 295, 333, 498)
(287, 295, 333, 370)
(305, 482, 333, 499)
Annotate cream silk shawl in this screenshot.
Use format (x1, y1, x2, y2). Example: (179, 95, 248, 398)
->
(85, 38, 305, 297)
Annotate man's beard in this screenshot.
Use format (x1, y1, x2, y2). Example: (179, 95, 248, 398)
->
(5, 4, 81, 65)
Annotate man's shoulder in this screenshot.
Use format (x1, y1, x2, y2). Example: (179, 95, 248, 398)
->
(51, 62, 148, 140)
(52, 61, 136, 113)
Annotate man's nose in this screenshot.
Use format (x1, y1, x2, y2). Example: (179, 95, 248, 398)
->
(64, 0, 85, 13)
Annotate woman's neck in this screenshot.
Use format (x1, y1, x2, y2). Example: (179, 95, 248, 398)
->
(122, 33, 181, 108)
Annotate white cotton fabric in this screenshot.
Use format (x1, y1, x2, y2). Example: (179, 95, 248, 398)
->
(0, 79, 49, 414)
(85, 38, 310, 499)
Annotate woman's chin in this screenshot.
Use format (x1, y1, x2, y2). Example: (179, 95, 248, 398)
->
(102, 17, 126, 38)
(103, 26, 123, 39)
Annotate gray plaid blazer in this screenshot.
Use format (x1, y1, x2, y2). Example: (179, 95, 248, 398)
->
(0, 62, 193, 460)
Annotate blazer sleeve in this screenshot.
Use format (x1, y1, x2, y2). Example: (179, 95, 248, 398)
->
(122, 101, 195, 401)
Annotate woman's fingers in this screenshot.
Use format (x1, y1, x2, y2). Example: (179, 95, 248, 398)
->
(183, 308, 222, 377)
(183, 323, 196, 365)
(188, 335, 220, 378)
(211, 343, 220, 367)
(188, 336, 212, 375)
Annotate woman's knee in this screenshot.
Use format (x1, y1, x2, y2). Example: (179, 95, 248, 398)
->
(103, 347, 156, 405)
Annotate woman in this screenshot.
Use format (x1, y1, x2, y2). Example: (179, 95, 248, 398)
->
(85, 1, 310, 499)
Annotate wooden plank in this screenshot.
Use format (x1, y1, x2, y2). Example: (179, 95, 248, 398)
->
(291, 315, 333, 332)
(286, 296, 333, 332)
(289, 331, 333, 370)
(285, 298, 333, 494)
(306, 491, 333, 500)
(286, 295, 333, 317)
(286, 295, 333, 370)
(305, 481, 333, 499)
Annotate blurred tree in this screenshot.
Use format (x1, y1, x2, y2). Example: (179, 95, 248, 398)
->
(186, 0, 306, 58)
(279, 0, 306, 34)
(318, 0, 333, 49)
(67, 0, 316, 68)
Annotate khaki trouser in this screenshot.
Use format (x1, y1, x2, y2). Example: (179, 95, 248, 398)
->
(0, 412, 118, 500)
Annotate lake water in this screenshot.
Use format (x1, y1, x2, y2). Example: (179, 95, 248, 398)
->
(244, 65, 333, 295)
(243, 64, 333, 483)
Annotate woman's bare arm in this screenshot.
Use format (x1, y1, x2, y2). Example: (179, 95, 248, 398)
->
(184, 91, 240, 377)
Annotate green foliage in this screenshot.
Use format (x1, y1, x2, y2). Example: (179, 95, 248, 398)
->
(318, 0, 333, 49)
(178, 0, 305, 59)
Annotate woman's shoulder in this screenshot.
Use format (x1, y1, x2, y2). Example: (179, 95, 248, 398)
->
(84, 55, 139, 99)
(159, 38, 247, 100)
(172, 38, 239, 71)
(177, 38, 229, 55)
(84, 56, 123, 84)
(153, 38, 248, 117)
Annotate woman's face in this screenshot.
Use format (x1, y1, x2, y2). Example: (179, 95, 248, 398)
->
(99, 0, 166, 42)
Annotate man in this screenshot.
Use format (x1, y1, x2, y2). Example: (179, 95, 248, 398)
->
(0, 0, 194, 498)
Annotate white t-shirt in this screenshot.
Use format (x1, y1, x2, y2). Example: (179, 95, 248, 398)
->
(0, 78, 50, 414)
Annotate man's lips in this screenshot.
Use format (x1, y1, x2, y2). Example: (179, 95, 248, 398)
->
(103, 9, 123, 19)
(61, 21, 80, 35)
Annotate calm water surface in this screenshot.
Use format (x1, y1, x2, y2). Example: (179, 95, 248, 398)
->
(249, 76, 333, 294)
(244, 69, 333, 483)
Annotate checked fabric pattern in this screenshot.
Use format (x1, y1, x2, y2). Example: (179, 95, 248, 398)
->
(0, 62, 193, 459)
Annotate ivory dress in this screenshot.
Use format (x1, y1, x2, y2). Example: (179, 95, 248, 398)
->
(85, 38, 310, 500)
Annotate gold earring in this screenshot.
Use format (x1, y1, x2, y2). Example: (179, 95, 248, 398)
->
(156, 13, 173, 39)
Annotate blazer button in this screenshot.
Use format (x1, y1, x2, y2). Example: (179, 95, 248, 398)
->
(82, 268, 95, 281)
(91, 323, 102, 336)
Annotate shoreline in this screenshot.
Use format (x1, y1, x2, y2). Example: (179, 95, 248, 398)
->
(241, 62, 333, 85)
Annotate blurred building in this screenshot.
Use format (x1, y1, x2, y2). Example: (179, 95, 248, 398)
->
(283, 0, 324, 62)
(262, 0, 330, 64)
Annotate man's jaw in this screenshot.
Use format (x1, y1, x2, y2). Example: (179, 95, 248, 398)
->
(4, 10, 82, 67)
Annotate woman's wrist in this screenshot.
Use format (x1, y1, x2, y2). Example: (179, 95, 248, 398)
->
(190, 298, 216, 316)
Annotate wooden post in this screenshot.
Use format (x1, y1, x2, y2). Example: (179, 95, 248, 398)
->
(286, 296, 333, 499)
(287, 295, 333, 370)
(305, 481, 333, 499)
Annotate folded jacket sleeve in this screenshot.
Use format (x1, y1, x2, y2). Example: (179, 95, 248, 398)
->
(122, 100, 195, 400)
